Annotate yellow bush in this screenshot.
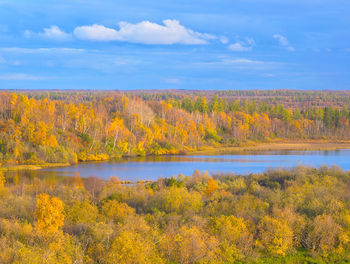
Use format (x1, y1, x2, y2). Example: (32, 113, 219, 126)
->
(35, 193, 65, 234)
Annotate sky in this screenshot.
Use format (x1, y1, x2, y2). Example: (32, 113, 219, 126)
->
(0, 0, 349, 90)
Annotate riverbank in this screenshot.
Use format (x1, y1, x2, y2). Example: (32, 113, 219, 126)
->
(2, 140, 350, 171)
(189, 140, 350, 155)
(0, 163, 70, 171)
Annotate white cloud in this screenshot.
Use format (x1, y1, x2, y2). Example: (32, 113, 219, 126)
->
(228, 38, 255, 52)
(224, 58, 264, 64)
(0, 56, 5, 64)
(263, 73, 276, 77)
(228, 43, 252, 52)
(273, 34, 288, 46)
(74, 24, 118, 41)
(25, 26, 71, 41)
(25, 20, 215, 45)
(273, 34, 295, 51)
(246, 38, 256, 46)
(23, 29, 33, 38)
(39, 25, 71, 41)
(194, 57, 280, 71)
(0, 73, 49, 80)
(220, 36, 229, 44)
(195, 58, 266, 66)
(73, 19, 215, 44)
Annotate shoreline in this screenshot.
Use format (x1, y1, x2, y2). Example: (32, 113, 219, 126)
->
(1, 141, 350, 171)
(189, 140, 350, 155)
(0, 162, 70, 172)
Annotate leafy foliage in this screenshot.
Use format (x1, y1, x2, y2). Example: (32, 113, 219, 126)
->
(1, 91, 350, 165)
(0, 166, 349, 263)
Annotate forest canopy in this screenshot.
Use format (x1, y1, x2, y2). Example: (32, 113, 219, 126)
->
(1, 90, 350, 166)
(0, 166, 349, 263)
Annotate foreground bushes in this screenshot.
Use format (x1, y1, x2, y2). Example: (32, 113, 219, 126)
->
(0, 166, 350, 263)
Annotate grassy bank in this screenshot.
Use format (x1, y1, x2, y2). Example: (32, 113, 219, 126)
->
(0, 163, 70, 171)
(189, 140, 350, 155)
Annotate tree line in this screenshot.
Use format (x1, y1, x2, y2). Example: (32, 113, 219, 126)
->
(0, 91, 350, 165)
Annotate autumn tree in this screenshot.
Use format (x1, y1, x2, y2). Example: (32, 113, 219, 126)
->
(306, 214, 349, 257)
(205, 177, 218, 196)
(257, 216, 294, 256)
(168, 225, 218, 263)
(101, 200, 135, 223)
(65, 200, 98, 225)
(106, 230, 164, 264)
(0, 172, 6, 197)
(211, 215, 253, 262)
(35, 193, 65, 234)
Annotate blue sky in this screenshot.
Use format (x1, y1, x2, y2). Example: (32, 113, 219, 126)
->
(0, 0, 349, 90)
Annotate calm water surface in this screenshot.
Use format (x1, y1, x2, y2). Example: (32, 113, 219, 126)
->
(5, 149, 350, 182)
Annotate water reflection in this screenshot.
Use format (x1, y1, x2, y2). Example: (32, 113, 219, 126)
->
(4, 149, 350, 182)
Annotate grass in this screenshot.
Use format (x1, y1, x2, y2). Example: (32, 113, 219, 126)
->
(188, 140, 350, 155)
(0, 163, 70, 171)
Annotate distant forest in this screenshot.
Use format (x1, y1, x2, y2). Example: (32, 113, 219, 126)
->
(1, 90, 350, 165)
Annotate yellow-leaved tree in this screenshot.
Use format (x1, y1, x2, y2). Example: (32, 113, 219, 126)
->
(0, 172, 6, 197)
(101, 200, 135, 223)
(211, 215, 253, 262)
(46, 134, 58, 148)
(257, 216, 293, 256)
(206, 177, 218, 196)
(168, 226, 218, 263)
(306, 214, 349, 257)
(35, 193, 65, 234)
(106, 230, 164, 264)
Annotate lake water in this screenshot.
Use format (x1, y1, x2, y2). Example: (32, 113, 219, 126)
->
(4, 149, 350, 182)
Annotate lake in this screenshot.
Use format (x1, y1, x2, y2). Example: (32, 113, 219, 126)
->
(4, 149, 350, 182)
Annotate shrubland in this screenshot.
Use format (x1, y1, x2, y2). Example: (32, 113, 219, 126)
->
(0, 166, 349, 263)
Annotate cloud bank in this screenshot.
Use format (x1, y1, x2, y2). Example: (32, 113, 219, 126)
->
(74, 20, 215, 44)
(26, 20, 215, 45)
